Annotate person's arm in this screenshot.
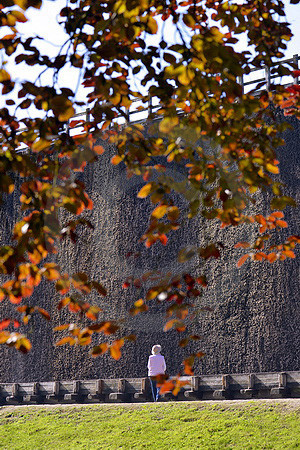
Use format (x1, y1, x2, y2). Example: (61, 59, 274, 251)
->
(162, 356, 166, 373)
(148, 356, 151, 370)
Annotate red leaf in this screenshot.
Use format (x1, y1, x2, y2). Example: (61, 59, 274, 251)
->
(0, 319, 10, 331)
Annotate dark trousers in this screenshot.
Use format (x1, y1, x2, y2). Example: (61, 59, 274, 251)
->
(149, 378, 160, 402)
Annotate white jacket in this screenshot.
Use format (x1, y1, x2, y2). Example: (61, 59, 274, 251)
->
(148, 354, 166, 376)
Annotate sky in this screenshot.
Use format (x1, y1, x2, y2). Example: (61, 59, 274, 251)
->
(1, 0, 300, 119)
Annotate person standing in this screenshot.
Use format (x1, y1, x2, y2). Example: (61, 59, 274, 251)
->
(148, 345, 166, 402)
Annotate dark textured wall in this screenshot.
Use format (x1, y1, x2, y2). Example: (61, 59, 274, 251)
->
(0, 110, 299, 382)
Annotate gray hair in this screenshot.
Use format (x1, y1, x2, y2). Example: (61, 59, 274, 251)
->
(152, 345, 161, 355)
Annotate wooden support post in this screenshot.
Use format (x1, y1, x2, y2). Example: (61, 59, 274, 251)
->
(134, 377, 151, 401)
(23, 382, 40, 403)
(46, 381, 60, 402)
(270, 372, 289, 398)
(238, 75, 244, 95)
(213, 375, 232, 400)
(265, 66, 271, 91)
(0, 385, 4, 405)
(148, 96, 152, 117)
(88, 379, 104, 401)
(109, 378, 127, 401)
(293, 54, 299, 84)
(240, 373, 257, 398)
(64, 380, 81, 401)
(86, 108, 90, 123)
(6, 383, 21, 404)
(184, 376, 202, 399)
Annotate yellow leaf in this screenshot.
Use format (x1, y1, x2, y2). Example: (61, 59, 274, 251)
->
(109, 339, 124, 360)
(0, 69, 11, 82)
(50, 96, 75, 122)
(147, 16, 158, 34)
(266, 163, 279, 174)
(152, 204, 168, 219)
(11, 10, 27, 22)
(134, 299, 144, 307)
(32, 138, 51, 153)
(137, 183, 152, 198)
(159, 116, 179, 133)
(178, 67, 195, 86)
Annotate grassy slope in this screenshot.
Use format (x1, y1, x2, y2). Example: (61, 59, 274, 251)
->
(1, 401, 300, 449)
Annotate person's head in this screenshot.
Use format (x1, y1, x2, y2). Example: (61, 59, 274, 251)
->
(152, 344, 161, 355)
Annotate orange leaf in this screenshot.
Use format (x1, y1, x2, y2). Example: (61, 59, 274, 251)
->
(111, 155, 122, 165)
(267, 253, 277, 262)
(163, 319, 176, 331)
(0, 319, 10, 331)
(283, 250, 295, 258)
(94, 145, 105, 155)
(234, 242, 250, 249)
(152, 205, 167, 219)
(54, 324, 70, 331)
(109, 339, 124, 360)
(37, 308, 51, 321)
(91, 343, 109, 357)
(56, 336, 75, 346)
(276, 220, 288, 228)
(237, 254, 250, 267)
(138, 183, 152, 198)
(159, 380, 174, 394)
(271, 211, 284, 219)
(159, 234, 168, 246)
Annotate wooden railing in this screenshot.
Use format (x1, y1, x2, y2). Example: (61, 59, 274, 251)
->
(69, 53, 300, 126)
(14, 53, 299, 149)
(1, 371, 300, 404)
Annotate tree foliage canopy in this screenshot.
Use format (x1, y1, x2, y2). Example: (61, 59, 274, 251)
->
(0, 0, 300, 388)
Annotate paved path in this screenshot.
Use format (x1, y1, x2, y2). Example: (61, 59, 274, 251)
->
(1, 398, 300, 412)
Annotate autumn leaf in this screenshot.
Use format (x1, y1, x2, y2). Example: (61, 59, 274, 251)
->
(109, 339, 124, 360)
(111, 155, 122, 165)
(159, 380, 174, 394)
(0, 69, 11, 82)
(159, 116, 179, 133)
(50, 95, 75, 121)
(138, 183, 152, 198)
(266, 163, 279, 174)
(276, 220, 288, 228)
(91, 343, 109, 357)
(0, 319, 10, 331)
(237, 254, 250, 267)
(37, 307, 51, 320)
(152, 205, 168, 219)
(56, 336, 75, 346)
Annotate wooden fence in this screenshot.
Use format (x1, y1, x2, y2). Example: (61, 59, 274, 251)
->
(69, 53, 300, 125)
(1, 371, 300, 404)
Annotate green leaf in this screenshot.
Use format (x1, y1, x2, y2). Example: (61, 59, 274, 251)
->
(271, 196, 297, 210)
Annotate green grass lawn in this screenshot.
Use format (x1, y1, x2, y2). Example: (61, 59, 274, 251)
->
(1, 400, 300, 449)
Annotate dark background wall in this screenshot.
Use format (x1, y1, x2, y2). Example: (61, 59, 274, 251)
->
(0, 110, 299, 382)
